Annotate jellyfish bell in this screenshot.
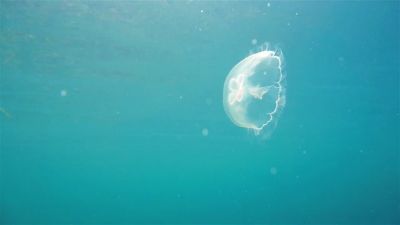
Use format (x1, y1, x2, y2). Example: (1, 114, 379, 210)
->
(223, 48, 286, 136)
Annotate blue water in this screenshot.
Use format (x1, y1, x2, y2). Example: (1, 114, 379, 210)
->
(1, 1, 399, 224)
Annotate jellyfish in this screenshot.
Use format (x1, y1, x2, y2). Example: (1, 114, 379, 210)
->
(223, 49, 286, 136)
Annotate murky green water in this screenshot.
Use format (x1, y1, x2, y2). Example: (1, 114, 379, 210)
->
(1, 1, 399, 224)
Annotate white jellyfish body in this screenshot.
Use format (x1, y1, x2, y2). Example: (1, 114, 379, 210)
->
(223, 50, 286, 135)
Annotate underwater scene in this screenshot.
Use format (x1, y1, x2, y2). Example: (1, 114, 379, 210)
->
(0, 1, 399, 224)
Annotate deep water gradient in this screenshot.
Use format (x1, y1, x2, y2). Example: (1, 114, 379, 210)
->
(0, 1, 399, 224)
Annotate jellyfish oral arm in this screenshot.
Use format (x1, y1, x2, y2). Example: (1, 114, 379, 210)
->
(248, 85, 270, 99)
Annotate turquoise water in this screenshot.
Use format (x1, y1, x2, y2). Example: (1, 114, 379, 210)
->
(1, 1, 399, 224)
